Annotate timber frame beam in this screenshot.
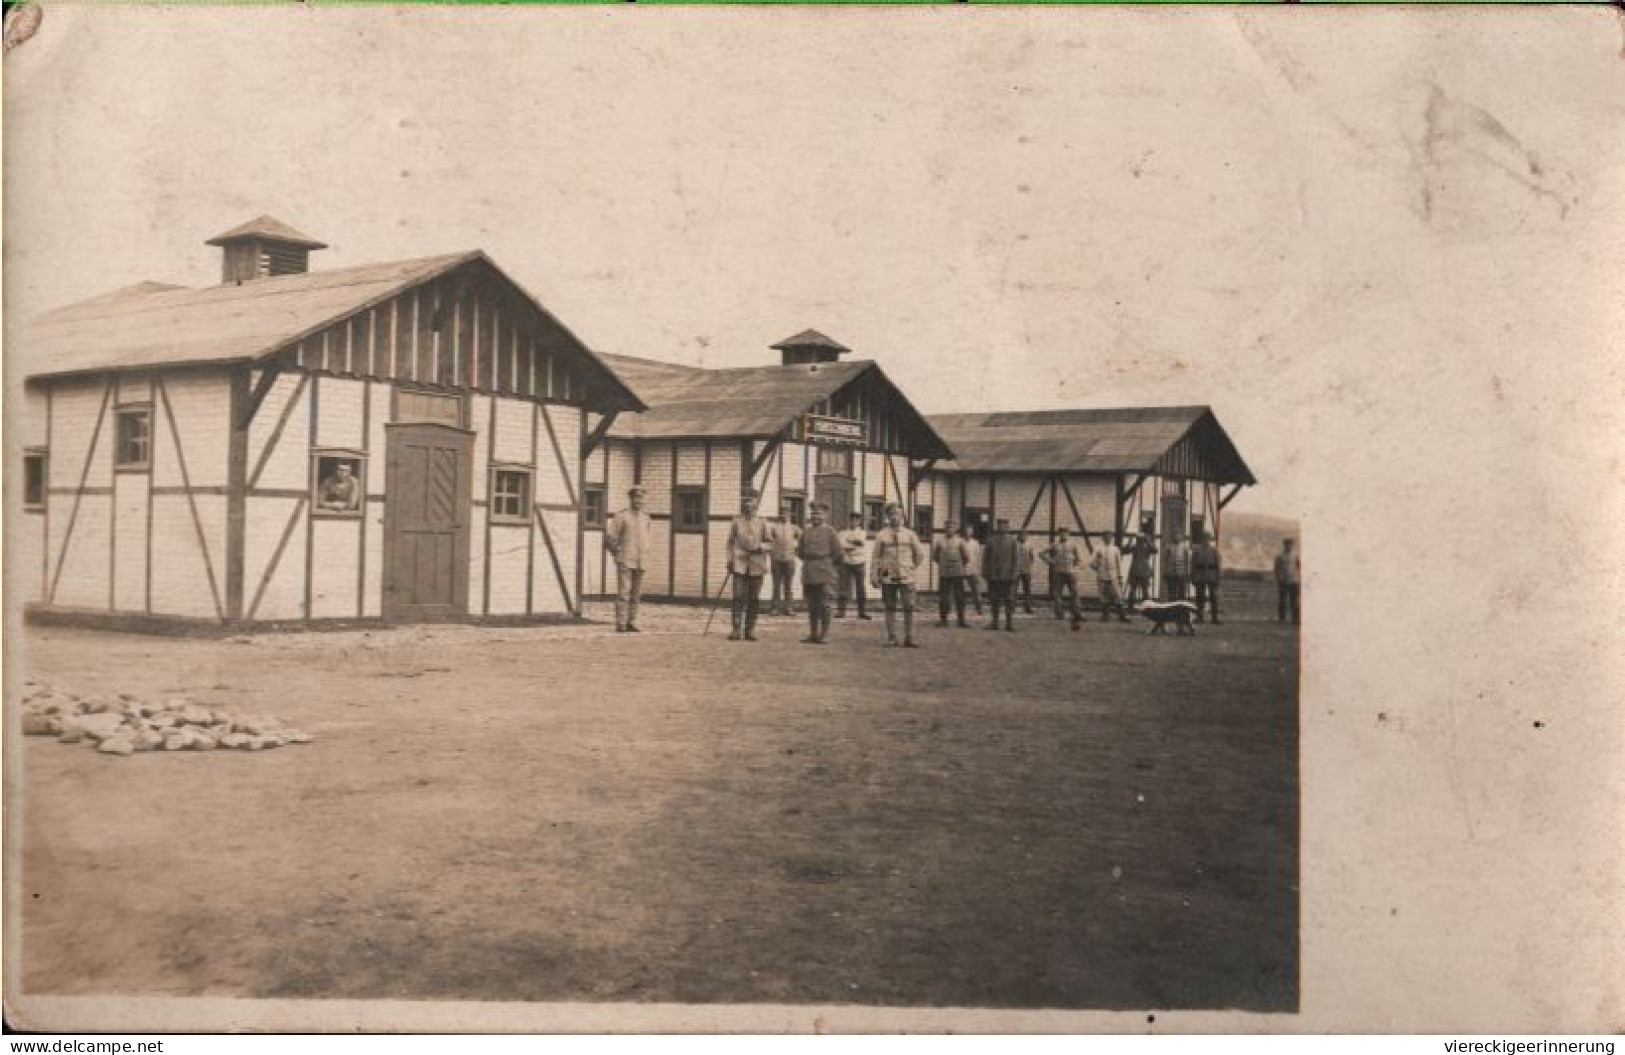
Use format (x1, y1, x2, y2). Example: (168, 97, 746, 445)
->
(582, 410, 619, 458)
(909, 458, 938, 494)
(1219, 483, 1245, 509)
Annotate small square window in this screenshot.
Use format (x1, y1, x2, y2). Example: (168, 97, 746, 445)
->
(864, 499, 885, 534)
(582, 485, 607, 530)
(915, 504, 934, 539)
(781, 493, 806, 527)
(115, 407, 152, 472)
(674, 487, 707, 533)
(313, 452, 366, 517)
(491, 467, 532, 524)
(23, 450, 47, 511)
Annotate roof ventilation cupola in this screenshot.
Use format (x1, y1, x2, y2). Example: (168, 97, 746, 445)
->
(205, 215, 327, 284)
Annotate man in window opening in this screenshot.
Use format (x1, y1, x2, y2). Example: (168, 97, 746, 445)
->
(604, 484, 652, 633)
(1190, 525, 1223, 624)
(1040, 526, 1085, 632)
(872, 502, 925, 648)
(932, 519, 970, 628)
(318, 462, 361, 512)
(726, 488, 771, 642)
(769, 505, 801, 617)
(1091, 533, 1132, 624)
(797, 502, 840, 644)
(836, 515, 872, 621)
(1015, 530, 1037, 615)
(982, 518, 1021, 633)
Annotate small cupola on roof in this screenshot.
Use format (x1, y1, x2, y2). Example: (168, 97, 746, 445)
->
(770, 328, 852, 366)
(206, 215, 328, 284)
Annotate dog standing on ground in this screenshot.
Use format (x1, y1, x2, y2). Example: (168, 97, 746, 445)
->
(1140, 600, 1198, 636)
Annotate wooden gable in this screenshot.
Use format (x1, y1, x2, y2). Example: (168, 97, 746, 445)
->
(278, 256, 638, 411)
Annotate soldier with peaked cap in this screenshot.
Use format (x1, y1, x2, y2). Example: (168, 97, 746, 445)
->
(871, 501, 926, 648)
(796, 501, 841, 644)
(982, 518, 1021, 632)
(726, 487, 772, 641)
(604, 484, 653, 633)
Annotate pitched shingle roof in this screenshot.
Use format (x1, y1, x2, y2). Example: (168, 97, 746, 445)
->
(24, 251, 645, 411)
(601, 353, 953, 457)
(930, 406, 1255, 485)
(205, 215, 328, 249)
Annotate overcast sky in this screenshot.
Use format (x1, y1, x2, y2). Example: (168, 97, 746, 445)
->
(5, 6, 1621, 523)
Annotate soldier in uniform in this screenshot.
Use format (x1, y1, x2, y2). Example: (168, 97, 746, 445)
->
(982, 518, 1021, 632)
(603, 484, 652, 633)
(1163, 528, 1191, 603)
(769, 506, 801, 616)
(1015, 530, 1037, 614)
(871, 502, 925, 648)
(796, 502, 841, 644)
(1190, 527, 1223, 624)
(1090, 533, 1132, 623)
(317, 461, 362, 512)
(726, 488, 771, 641)
(1125, 527, 1158, 607)
(960, 523, 985, 616)
(932, 519, 970, 628)
(1040, 526, 1085, 631)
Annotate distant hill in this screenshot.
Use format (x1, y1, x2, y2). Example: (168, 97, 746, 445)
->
(1220, 511, 1300, 572)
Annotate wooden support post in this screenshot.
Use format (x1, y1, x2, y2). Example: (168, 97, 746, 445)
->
(225, 366, 251, 620)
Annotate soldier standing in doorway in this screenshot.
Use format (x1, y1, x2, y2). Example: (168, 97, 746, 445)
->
(603, 484, 652, 634)
(932, 519, 970, 628)
(1040, 526, 1085, 632)
(726, 488, 771, 641)
(769, 505, 801, 616)
(871, 502, 926, 648)
(1163, 528, 1191, 603)
(982, 518, 1021, 632)
(796, 502, 840, 644)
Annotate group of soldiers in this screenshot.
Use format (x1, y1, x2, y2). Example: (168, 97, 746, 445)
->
(601, 484, 1259, 645)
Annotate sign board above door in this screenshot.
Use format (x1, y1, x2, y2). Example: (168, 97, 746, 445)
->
(804, 414, 865, 446)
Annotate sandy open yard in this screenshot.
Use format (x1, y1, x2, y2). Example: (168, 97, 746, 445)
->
(12, 584, 1298, 1011)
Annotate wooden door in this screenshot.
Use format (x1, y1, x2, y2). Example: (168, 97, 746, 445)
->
(383, 424, 474, 621)
(815, 474, 854, 530)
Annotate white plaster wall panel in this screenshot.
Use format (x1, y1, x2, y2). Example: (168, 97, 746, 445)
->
(314, 377, 367, 451)
(112, 473, 147, 611)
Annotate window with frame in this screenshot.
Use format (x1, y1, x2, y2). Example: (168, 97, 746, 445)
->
(582, 485, 607, 529)
(490, 466, 533, 524)
(864, 499, 885, 534)
(312, 452, 367, 517)
(816, 446, 853, 476)
(395, 387, 464, 427)
(781, 493, 806, 527)
(23, 450, 47, 511)
(914, 504, 934, 540)
(114, 406, 152, 472)
(674, 487, 707, 533)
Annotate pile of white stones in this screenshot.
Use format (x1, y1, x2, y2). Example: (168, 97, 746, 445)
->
(19, 684, 312, 757)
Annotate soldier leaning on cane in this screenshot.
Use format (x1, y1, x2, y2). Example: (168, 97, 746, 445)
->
(725, 488, 771, 642)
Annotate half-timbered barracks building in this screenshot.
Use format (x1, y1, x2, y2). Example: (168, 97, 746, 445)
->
(17, 216, 642, 628)
(917, 407, 1256, 596)
(584, 330, 954, 602)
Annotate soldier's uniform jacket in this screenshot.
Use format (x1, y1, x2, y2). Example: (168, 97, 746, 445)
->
(727, 515, 772, 576)
(982, 534, 1022, 582)
(797, 524, 842, 586)
(1091, 542, 1124, 584)
(769, 522, 801, 562)
(1017, 542, 1035, 576)
(872, 525, 926, 583)
(932, 535, 970, 578)
(1043, 539, 1085, 576)
(1190, 541, 1222, 584)
(604, 508, 654, 571)
(1128, 534, 1158, 578)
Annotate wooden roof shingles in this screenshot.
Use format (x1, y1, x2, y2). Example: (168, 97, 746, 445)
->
(24, 251, 644, 412)
(930, 406, 1255, 485)
(601, 353, 953, 458)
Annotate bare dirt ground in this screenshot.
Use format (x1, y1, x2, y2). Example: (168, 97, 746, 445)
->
(13, 583, 1297, 1011)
